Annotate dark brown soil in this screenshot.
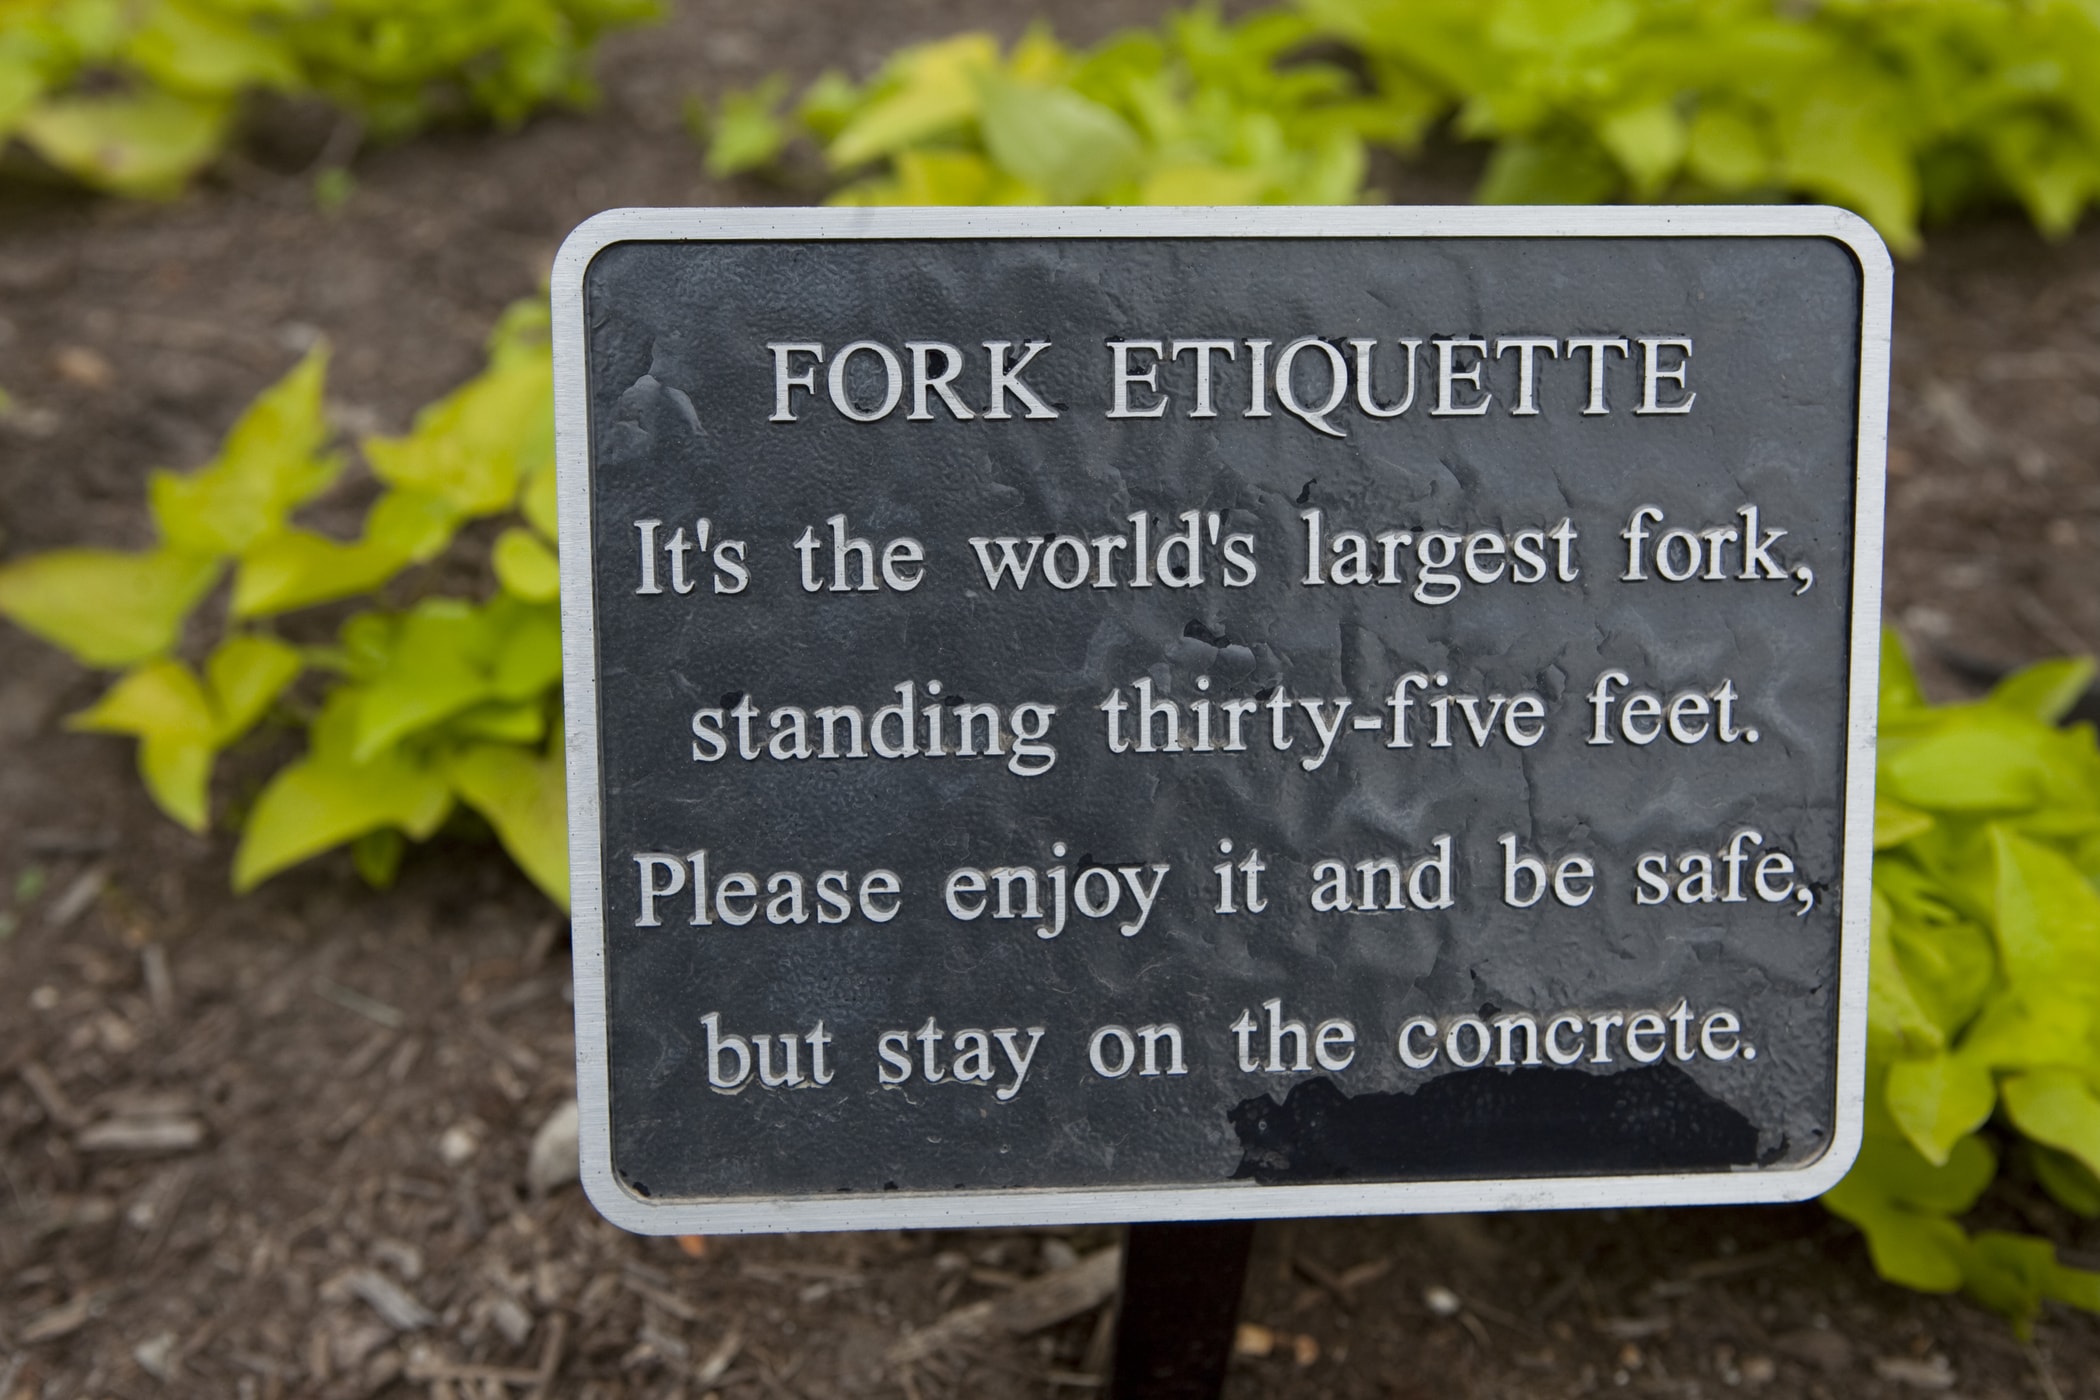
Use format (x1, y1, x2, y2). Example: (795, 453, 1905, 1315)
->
(3, 1, 2099, 1396)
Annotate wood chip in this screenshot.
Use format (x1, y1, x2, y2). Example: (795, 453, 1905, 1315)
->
(523, 919, 561, 969)
(46, 865, 107, 927)
(341, 1028, 397, 1078)
(1595, 1316, 1672, 1341)
(525, 1311, 567, 1400)
(313, 976, 406, 1029)
(332, 1268, 437, 1331)
(77, 1115, 205, 1153)
(140, 943, 175, 1016)
(1875, 1355, 1957, 1390)
(403, 1356, 540, 1386)
(21, 829, 116, 856)
(19, 1059, 82, 1128)
(890, 1247, 1121, 1365)
(1679, 1242, 1795, 1282)
(621, 1274, 701, 1322)
(1337, 1258, 1394, 1291)
(694, 1330, 742, 1386)
(21, 1293, 95, 1343)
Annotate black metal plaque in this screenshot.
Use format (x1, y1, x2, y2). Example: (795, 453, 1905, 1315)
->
(553, 208, 1889, 1233)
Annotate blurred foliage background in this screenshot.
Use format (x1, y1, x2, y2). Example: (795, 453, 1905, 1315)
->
(698, 0, 2100, 253)
(0, 0, 657, 194)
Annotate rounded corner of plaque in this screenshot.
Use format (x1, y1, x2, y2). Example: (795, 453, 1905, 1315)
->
(554, 211, 648, 290)
(1807, 207, 1895, 286)
(1768, 1123, 1866, 1203)
(579, 1158, 672, 1235)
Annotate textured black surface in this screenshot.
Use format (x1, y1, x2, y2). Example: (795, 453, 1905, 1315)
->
(1228, 1067, 1762, 1183)
(577, 234, 1865, 1203)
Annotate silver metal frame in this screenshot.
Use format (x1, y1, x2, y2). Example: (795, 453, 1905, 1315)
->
(552, 205, 1890, 1235)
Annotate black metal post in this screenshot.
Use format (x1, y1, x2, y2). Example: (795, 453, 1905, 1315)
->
(1109, 1220, 1257, 1400)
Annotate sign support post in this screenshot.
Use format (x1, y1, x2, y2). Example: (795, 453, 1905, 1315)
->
(1111, 1221, 1257, 1399)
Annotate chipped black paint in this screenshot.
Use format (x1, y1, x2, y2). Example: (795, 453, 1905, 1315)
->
(1229, 1068, 1762, 1184)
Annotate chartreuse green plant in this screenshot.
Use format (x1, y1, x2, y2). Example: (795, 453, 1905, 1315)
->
(697, 10, 1417, 206)
(0, 302, 569, 904)
(702, 0, 2100, 250)
(0, 0, 657, 196)
(1824, 633, 2100, 1332)
(1303, 0, 2100, 253)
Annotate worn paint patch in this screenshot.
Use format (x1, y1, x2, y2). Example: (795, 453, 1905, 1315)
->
(1229, 1066, 1761, 1183)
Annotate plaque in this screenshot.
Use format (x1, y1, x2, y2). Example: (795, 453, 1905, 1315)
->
(552, 207, 1890, 1232)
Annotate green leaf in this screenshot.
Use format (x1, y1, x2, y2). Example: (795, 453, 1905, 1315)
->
(1875, 796, 1934, 849)
(1685, 103, 1771, 190)
(978, 72, 1143, 202)
(362, 353, 551, 517)
(703, 74, 791, 177)
(348, 601, 498, 761)
(449, 742, 568, 906)
(231, 491, 460, 617)
(1774, 84, 1920, 254)
(830, 148, 1005, 205)
(1959, 987, 2094, 1072)
(1992, 826, 2100, 994)
(351, 827, 405, 890)
(0, 547, 219, 667)
(1822, 1185, 1971, 1293)
(139, 733, 214, 834)
(1596, 99, 1686, 197)
(232, 696, 452, 892)
(1485, 0, 1635, 52)
(519, 461, 559, 539)
(2003, 1069, 2100, 1178)
(1825, 1126, 1993, 1294)
(1990, 656, 2096, 725)
(492, 527, 559, 602)
(1881, 626, 1926, 714)
(1886, 907, 1995, 1041)
(1869, 891, 1946, 1055)
(64, 638, 300, 833)
(1886, 1050, 1997, 1165)
(446, 701, 546, 745)
(826, 33, 999, 168)
(1836, 1127, 1997, 1217)
(68, 659, 217, 831)
(1963, 1230, 2055, 1332)
(363, 489, 466, 562)
(491, 605, 562, 700)
(1960, 1231, 2100, 1330)
(69, 657, 214, 739)
(1476, 130, 1621, 204)
(230, 528, 401, 618)
(2030, 1143, 2100, 1219)
(796, 69, 861, 141)
(2045, 1257, 2100, 1317)
(125, 0, 303, 97)
(205, 634, 302, 741)
(1138, 162, 1270, 204)
(18, 91, 232, 198)
(1986, 115, 2098, 240)
(149, 345, 339, 557)
(1884, 717, 2057, 811)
